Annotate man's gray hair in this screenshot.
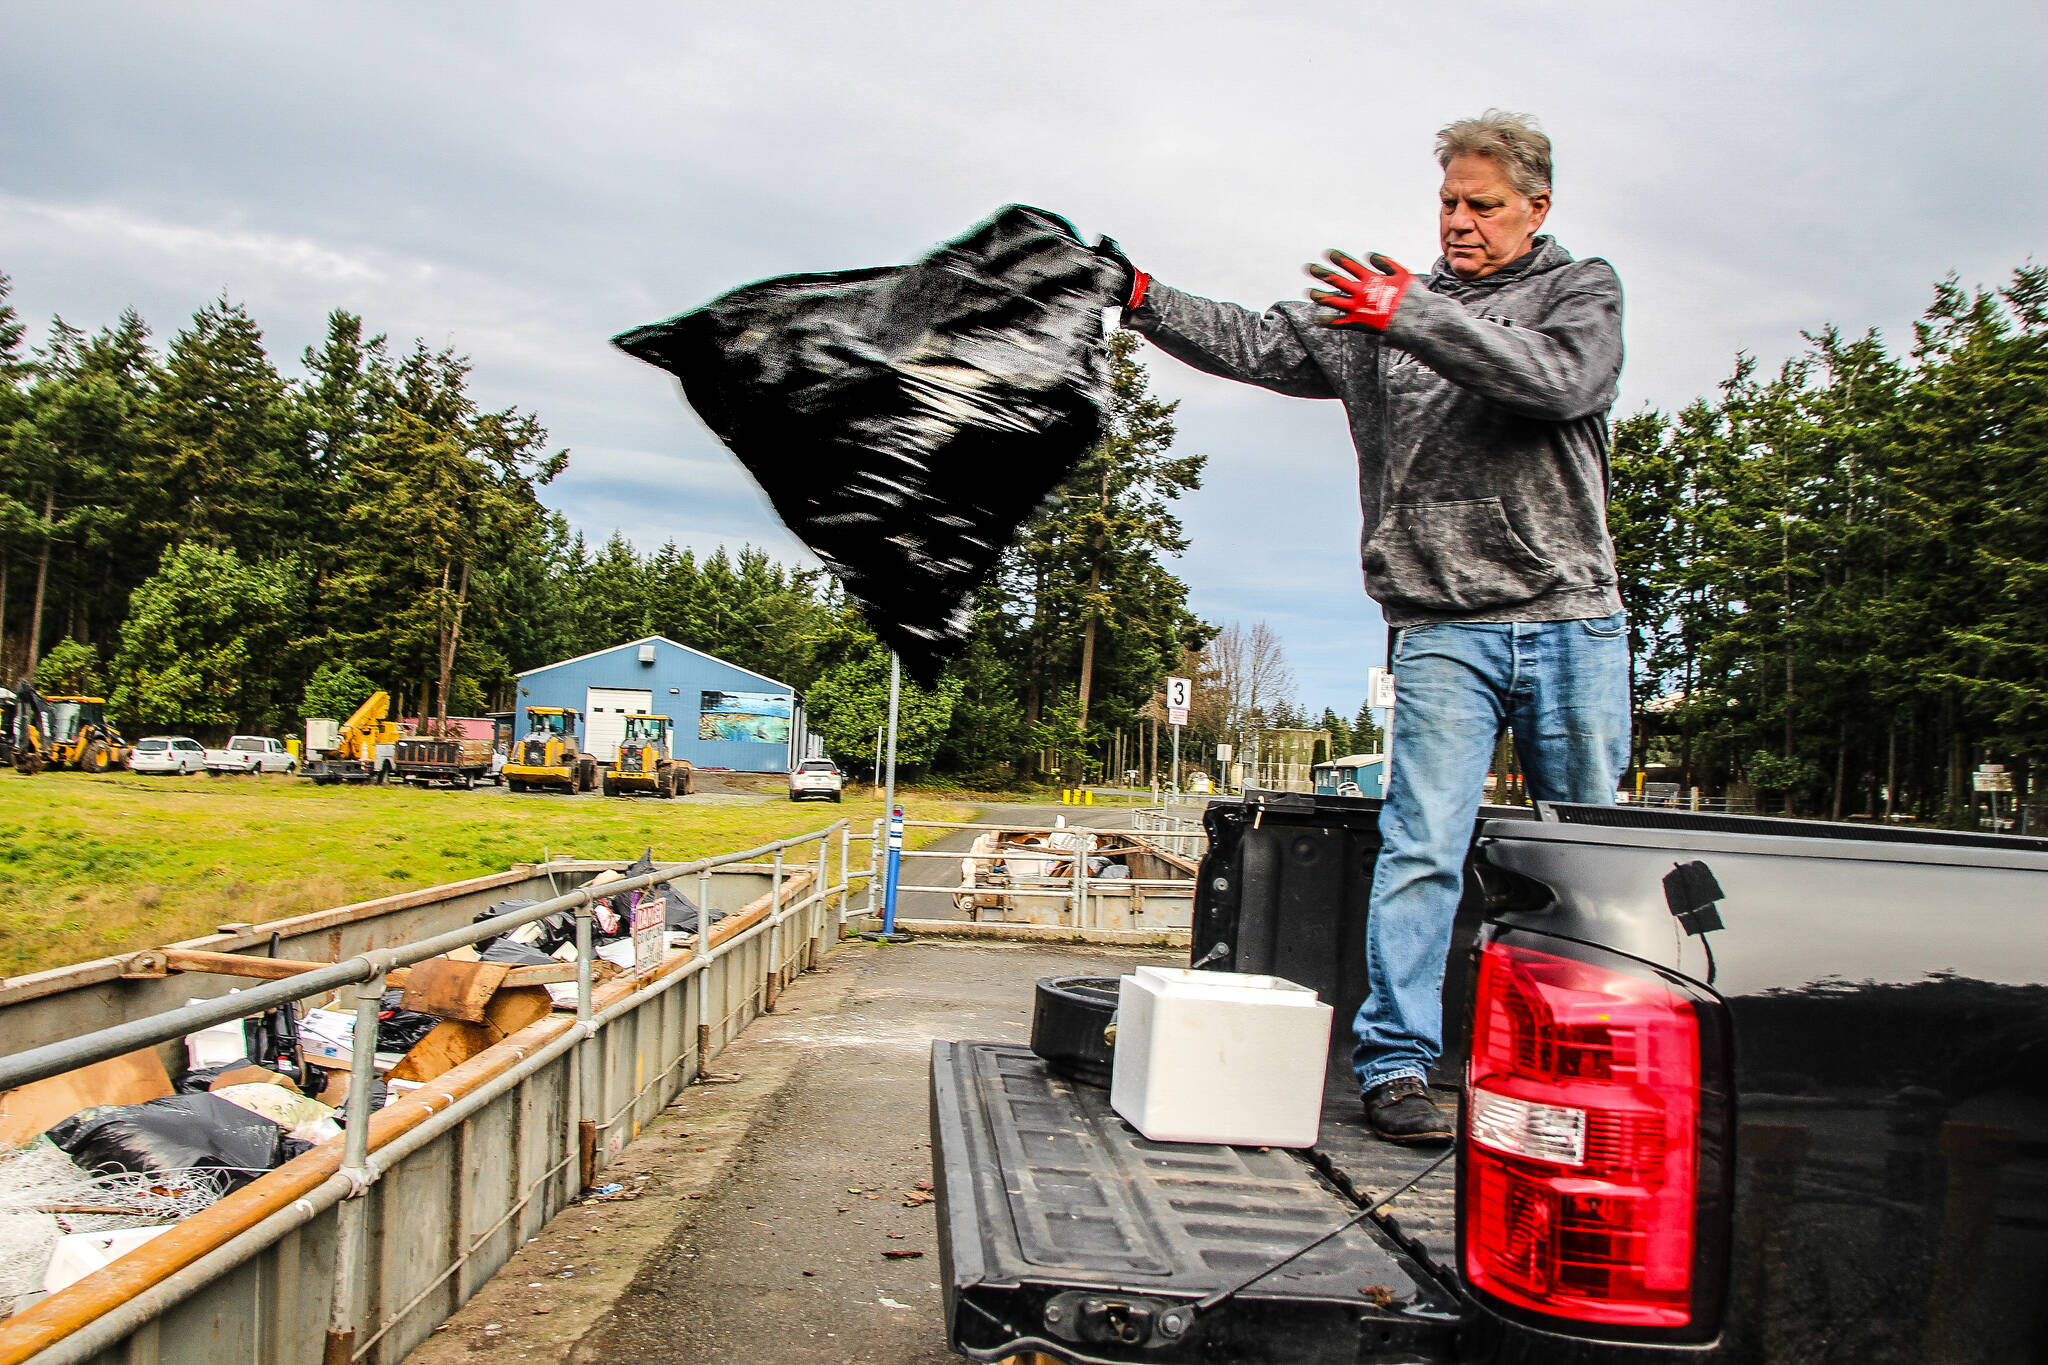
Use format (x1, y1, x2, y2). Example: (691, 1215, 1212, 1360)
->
(1436, 111, 1553, 201)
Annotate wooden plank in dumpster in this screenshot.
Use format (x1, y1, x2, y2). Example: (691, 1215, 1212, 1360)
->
(386, 986, 554, 1083)
(399, 958, 511, 1023)
(632, 889, 663, 974)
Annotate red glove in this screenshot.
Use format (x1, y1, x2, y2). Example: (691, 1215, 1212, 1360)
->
(1306, 250, 1414, 330)
(1096, 237, 1150, 310)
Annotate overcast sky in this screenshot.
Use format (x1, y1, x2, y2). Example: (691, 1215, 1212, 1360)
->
(5, 1, 2042, 717)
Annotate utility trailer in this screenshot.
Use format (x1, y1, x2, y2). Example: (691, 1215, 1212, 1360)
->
(392, 735, 498, 788)
(933, 790, 2048, 1364)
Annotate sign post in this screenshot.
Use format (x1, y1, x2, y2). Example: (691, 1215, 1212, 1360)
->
(1165, 676, 1189, 795)
(1976, 763, 2012, 831)
(864, 654, 911, 943)
(1367, 666, 1395, 788)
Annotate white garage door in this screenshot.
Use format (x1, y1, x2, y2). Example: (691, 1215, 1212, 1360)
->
(584, 688, 653, 762)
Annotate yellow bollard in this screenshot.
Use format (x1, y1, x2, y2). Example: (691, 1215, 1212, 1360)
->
(1059, 789, 1070, 805)
(1084, 789, 1094, 806)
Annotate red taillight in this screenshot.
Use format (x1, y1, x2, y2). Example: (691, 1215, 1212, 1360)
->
(1463, 940, 1701, 1329)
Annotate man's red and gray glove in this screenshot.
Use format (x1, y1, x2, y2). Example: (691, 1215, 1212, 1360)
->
(1306, 250, 1414, 330)
(1096, 238, 1151, 310)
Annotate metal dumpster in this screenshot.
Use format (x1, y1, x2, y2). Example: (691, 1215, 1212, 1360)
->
(0, 821, 868, 1365)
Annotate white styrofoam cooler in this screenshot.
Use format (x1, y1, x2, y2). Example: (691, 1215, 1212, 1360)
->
(1109, 966, 1332, 1148)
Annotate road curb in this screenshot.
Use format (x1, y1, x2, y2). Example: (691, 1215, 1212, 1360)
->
(849, 916, 1190, 949)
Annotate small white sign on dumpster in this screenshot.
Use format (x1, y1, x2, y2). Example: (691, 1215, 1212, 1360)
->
(632, 889, 665, 974)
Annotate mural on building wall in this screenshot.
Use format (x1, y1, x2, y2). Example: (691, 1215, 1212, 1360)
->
(698, 691, 792, 744)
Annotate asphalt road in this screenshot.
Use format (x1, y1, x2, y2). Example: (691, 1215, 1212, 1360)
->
(411, 938, 1181, 1365)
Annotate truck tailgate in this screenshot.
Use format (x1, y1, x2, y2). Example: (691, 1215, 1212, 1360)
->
(931, 1041, 1460, 1364)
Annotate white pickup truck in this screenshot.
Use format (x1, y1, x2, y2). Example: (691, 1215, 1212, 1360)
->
(202, 734, 297, 775)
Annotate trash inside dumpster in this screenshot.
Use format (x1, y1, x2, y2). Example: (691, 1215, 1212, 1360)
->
(0, 830, 852, 1360)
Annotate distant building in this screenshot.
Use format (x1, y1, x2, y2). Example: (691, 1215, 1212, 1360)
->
(1313, 752, 1388, 799)
(513, 636, 807, 774)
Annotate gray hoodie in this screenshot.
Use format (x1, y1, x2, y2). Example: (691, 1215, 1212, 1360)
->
(1126, 237, 1624, 627)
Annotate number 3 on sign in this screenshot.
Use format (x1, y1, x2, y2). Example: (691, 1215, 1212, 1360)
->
(1166, 676, 1190, 710)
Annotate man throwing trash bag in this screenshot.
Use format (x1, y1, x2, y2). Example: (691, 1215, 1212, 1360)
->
(1100, 110, 1628, 1145)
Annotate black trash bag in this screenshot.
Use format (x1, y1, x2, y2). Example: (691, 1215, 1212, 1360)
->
(661, 880, 721, 937)
(613, 205, 1118, 683)
(376, 988, 441, 1053)
(473, 898, 574, 955)
(48, 1093, 312, 1194)
(176, 1058, 306, 1094)
(175, 1057, 258, 1094)
(306, 1067, 388, 1122)
(617, 848, 721, 936)
(478, 937, 556, 968)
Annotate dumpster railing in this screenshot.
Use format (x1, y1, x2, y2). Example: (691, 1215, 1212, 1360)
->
(1132, 800, 1211, 859)
(0, 818, 863, 1365)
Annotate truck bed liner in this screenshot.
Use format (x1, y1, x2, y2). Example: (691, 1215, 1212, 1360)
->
(1306, 1067, 1459, 1276)
(932, 1041, 1461, 1364)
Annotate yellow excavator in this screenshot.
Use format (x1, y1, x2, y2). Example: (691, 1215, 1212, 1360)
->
(603, 713, 695, 798)
(303, 690, 409, 784)
(502, 706, 598, 793)
(5, 684, 129, 774)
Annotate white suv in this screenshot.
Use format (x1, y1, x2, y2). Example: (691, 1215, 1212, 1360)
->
(788, 759, 844, 802)
(130, 736, 206, 775)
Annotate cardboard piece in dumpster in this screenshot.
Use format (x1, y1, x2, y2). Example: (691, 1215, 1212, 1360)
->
(385, 986, 554, 1084)
(399, 958, 512, 1024)
(0, 1049, 174, 1147)
(205, 1063, 303, 1095)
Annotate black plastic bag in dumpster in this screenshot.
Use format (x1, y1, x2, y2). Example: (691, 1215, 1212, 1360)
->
(176, 1057, 256, 1094)
(478, 937, 556, 968)
(306, 1068, 388, 1123)
(376, 988, 441, 1053)
(613, 205, 1119, 683)
(617, 849, 721, 936)
(47, 1093, 312, 1194)
(473, 898, 574, 955)
(662, 881, 721, 936)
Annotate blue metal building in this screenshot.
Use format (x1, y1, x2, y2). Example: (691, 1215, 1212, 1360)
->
(513, 636, 806, 774)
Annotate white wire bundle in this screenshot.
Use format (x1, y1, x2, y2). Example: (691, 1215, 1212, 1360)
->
(0, 1139, 225, 1315)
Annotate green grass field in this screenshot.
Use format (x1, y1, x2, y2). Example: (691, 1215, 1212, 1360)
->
(0, 771, 976, 979)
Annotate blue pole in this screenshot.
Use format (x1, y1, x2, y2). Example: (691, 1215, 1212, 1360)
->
(880, 803, 904, 934)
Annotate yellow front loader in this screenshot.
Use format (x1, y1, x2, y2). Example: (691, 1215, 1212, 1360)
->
(502, 706, 597, 793)
(602, 713, 695, 798)
(6, 685, 128, 774)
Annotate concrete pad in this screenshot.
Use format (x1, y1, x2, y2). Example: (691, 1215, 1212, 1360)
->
(405, 936, 1181, 1365)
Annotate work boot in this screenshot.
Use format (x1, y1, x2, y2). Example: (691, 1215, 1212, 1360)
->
(1362, 1076, 1453, 1146)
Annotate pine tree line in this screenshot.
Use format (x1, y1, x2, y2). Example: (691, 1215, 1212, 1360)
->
(0, 280, 1247, 781)
(1610, 264, 2046, 824)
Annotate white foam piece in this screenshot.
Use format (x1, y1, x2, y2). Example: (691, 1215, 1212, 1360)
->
(41, 1226, 173, 1294)
(1109, 966, 1332, 1148)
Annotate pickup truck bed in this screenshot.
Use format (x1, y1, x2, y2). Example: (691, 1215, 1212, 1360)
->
(932, 1041, 1461, 1364)
(935, 793, 2048, 1364)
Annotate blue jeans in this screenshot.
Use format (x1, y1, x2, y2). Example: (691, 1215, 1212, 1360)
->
(1352, 613, 1631, 1094)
